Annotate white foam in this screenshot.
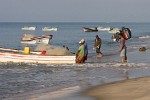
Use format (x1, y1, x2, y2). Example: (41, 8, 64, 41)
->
(4, 86, 83, 100)
(29, 86, 81, 100)
(139, 36, 150, 39)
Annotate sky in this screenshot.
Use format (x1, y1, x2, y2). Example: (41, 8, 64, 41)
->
(0, 0, 150, 22)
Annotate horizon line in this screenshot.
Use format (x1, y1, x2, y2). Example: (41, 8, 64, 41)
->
(0, 21, 150, 23)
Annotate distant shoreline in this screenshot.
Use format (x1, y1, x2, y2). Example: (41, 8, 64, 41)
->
(0, 22, 150, 24)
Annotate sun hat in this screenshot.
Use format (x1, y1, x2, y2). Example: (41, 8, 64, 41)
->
(79, 40, 82, 44)
(80, 39, 85, 43)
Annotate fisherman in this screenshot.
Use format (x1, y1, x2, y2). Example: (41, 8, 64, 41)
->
(63, 45, 69, 51)
(76, 40, 85, 63)
(118, 32, 127, 63)
(93, 35, 102, 57)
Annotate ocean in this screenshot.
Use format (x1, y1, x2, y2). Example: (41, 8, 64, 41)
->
(0, 22, 150, 99)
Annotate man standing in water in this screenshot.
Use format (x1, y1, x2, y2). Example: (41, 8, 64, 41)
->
(93, 35, 102, 57)
(118, 33, 127, 63)
(76, 40, 85, 63)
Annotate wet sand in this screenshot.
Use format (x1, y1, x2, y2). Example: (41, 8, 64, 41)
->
(82, 77, 150, 100)
(4, 85, 95, 100)
(7, 77, 150, 100)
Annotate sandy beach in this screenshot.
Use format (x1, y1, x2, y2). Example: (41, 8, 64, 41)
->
(82, 77, 150, 100)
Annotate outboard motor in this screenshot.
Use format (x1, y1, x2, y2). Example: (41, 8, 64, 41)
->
(121, 27, 132, 40)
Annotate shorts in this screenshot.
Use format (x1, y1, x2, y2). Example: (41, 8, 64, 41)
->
(76, 56, 84, 63)
(84, 54, 88, 60)
(96, 47, 100, 53)
(120, 48, 126, 57)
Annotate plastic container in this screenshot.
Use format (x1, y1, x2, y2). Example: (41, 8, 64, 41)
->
(24, 47, 30, 54)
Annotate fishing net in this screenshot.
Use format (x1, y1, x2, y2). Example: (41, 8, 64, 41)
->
(35, 44, 74, 56)
(22, 34, 36, 40)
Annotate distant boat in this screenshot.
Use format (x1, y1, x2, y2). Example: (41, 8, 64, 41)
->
(97, 26, 120, 33)
(83, 27, 98, 32)
(21, 26, 36, 31)
(20, 34, 53, 45)
(42, 27, 58, 31)
(108, 28, 120, 33)
(97, 27, 111, 31)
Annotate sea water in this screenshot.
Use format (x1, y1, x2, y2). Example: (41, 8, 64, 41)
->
(0, 22, 150, 99)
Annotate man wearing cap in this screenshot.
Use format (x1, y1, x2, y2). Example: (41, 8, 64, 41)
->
(76, 40, 85, 63)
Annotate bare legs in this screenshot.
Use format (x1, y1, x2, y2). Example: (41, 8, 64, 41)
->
(122, 56, 127, 63)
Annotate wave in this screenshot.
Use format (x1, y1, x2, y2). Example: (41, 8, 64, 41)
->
(139, 35, 150, 39)
(1, 62, 150, 69)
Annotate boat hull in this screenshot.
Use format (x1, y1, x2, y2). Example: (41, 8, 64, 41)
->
(20, 34, 53, 45)
(20, 38, 50, 45)
(42, 27, 58, 31)
(83, 27, 98, 32)
(0, 52, 76, 64)
(21, 27, 36, 30)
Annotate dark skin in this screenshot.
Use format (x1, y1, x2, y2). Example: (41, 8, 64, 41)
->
(119, 35, 127, 63)
(94, 35, 102, 55)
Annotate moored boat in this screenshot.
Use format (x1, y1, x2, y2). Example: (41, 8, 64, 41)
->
(42, 27, 58, 31)
(20, 34, 53, 45)
(97, 27, 111, 31)
(0, 47, 41, 54)
(83, 27, 98, 32)
(21, 26, 36, 30)
(0, 51, 76, 64)
(108, 28, 120, 33)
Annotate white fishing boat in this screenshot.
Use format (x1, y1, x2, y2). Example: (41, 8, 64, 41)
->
(21, 26, 36, 30)
(108, 28, 120, 33)
(42, 27, 58, 31)
(0, 50, 76, 64)
(97, 27, 111, 31)
(83, 27, 98, 32)
(0, 47, 41, 55)
(20, 34, 53, 45)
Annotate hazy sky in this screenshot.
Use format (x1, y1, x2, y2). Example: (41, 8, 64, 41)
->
(0, 0, 149, 22)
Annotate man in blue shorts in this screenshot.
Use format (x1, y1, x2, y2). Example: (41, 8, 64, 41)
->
(118, 33, 127, 63)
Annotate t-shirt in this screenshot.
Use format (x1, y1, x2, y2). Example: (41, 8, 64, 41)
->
(78, 45, 84, 57)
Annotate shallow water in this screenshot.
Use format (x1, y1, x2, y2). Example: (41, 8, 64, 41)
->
(1, 61, 150, 99)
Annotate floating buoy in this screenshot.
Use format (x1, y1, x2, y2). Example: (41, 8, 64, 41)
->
(139, 47, 146, 52)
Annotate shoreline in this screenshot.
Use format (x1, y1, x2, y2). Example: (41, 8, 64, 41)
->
(82, 76, 150, 100)
(6, 77, 150, 100)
